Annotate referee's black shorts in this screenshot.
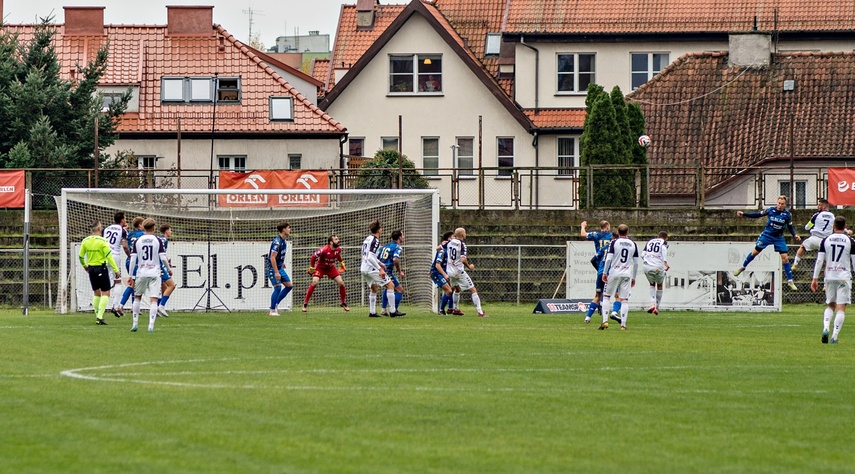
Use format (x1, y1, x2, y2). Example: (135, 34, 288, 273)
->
(87, 265, 112, 292)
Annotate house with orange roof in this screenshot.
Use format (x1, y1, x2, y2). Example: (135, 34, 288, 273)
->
(322, 0, 855, 208)
(4, 5, 347, 182)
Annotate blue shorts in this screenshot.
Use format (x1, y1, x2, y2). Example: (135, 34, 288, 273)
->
(266, 267, 291, 286)
(595, 273, 605, 294)
(755, 234, 788, 253)
(160, 264, 172, 282)
(430, 272, 448, 288)
(390, 275, 400, 287)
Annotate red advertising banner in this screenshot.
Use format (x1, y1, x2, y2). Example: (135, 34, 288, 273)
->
(0, 170, 25, 208)
(827, 168, 855, 206)
(217, 170, 330, 207)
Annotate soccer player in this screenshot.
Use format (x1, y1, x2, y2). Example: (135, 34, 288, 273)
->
(584, 230, 618, 323)
(156, 224, 175, 317)
(360, 220, 404, 317)
(378, 230, 405, 316)
(79, 220, 121, 325)
(734, 195, 801, 290)
(600, 224, 639, 331)
(810, 216, 855, 344)
(119, 217, 145, 312)
(266, 221, 294, 316)
(430, 231, 455, 314)
(302, 234, 349, 312)
(102, 212, 129, 317)
(793, 198, 837, 271)
(128, 218, 169, 332)
(446, 227, 487, 317)
(641, 231, 670, 315)
(581, 220, 612, 269)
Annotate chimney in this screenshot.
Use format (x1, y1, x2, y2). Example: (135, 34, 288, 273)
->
(167, 6, 214, 36)
(728, 32, 772, 68)
(63, 7, 105, 36)
(356, 0, 377, 29)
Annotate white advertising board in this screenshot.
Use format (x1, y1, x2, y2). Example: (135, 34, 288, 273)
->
(566, 241, 782, 312)
(73, 241, 292, 312)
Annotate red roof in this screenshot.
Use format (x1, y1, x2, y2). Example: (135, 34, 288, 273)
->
(1, 22, 345, 135)
(524, 109, 586, 129)
(329, 3, 406, 89)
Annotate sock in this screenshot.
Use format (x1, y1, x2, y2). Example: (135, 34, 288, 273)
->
(453, 292, 460, 309)
(793, 255, 801, 266)
(395, 292, 403, 308)
(656, 290, 663, 308)
(649, 286, 657, 306)
(601, 297, 611, 323)
(159, 294, 170, 308)
(621, 301, 630, 326)
(304, 284, 316, 304)
(742, 253, 756, 268)
(472, 293, 482, 313)
(148, 303, 157, 330)
(381, 290, 388, 310)
(824, 307, 833, 332)
(833, 311, 845, 340)
(369, 292, 377, 313)
(783, 262, 793, 281)
(132, 299, 141, 327)
(612, 301, 622, 315)
(440, 294, 450, 312)
(339, 285, 347, 304)
(386, 289, 397, 313)
(93, 295, 102, 318)
(277, 285, 292, 304)
(121, 286, 134, 306)
(97, 295, 109, 319)
(586, 301, 599, 318)
(109, 287, 120, 310)
(270, 286, 282, 310)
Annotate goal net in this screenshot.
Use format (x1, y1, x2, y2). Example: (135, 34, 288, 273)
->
(58, 188, 439, 314)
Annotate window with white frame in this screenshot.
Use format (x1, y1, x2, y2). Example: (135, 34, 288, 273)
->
(382, 137, 399, 151)
(389, 54, 442, 94)
(160, 76, 241, 103)
(270, 97, 294, 121)
(557, 53, 595, 93)
(779, 180, 806, 209)
(485, 33, 501, 56)
(497, 137, 514, 177)
(349, 138, 365, 157)
(422, 138, 439, 176)
(631, 53, 669, 90)
(218, 155, 247, 172)
(289, 154, 302, 170)
(456, 137, 474, 176)
(138, 156, 157, 169)
(557, 137, 578, 176)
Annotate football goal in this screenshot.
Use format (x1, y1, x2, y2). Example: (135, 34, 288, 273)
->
(58, 188, 440, 314)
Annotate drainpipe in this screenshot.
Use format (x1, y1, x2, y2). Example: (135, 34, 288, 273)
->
(339, 134, 348, 189)
(520, 37, 540, 207)
(532, 131, 539, 208)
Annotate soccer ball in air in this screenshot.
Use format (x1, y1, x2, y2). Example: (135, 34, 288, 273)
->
(638, 135, 651, 148)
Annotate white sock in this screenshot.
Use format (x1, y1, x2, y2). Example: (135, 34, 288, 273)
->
(132, 299, 141, 326)
(148, 304, 157, 330)
(621, 301, 629, 326)
(453, 292, 460, 309)
(601, 297, 611, 323)
(833, 311, 845, 340)
(656, 290, 663, 308)
(369, 292, 377, 313)
(824, 307, 834, 332)
(793, 255, 801, 266)
(649, 286, 656, 306)
(386, 289, 396, 313)
(471, 293, 482, 313)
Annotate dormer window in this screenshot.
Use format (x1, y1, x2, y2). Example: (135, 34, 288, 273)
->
(485, 33, 501, 56)
(161, 76, 242, 103)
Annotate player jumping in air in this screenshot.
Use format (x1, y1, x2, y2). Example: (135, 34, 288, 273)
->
(302, 234, 349, 312)
(810, 216, 855, 344)
(641, 231, 670, 315)
(378, 230, 405, 316)
(360, 220, 405, 317)
(584, 230, 618, 323)
(735, 195, 801, 290)
(266, 221, 294, 316)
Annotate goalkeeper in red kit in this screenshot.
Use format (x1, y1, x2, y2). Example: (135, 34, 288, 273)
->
(302, 234, 350, 312)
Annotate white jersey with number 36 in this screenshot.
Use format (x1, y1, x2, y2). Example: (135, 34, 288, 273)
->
(641, 238, 668, 271)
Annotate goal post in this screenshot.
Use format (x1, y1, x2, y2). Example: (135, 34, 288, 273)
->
(58, 188, 440, 314)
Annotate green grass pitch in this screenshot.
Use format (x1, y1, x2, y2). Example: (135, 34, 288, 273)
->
(2, 303, 854, 473)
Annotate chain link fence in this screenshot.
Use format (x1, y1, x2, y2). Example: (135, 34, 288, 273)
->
(2, 249, 58, 310)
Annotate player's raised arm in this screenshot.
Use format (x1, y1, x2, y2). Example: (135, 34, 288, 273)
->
(580, 221, 588, 237)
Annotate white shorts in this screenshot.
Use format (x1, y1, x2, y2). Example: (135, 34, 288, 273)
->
(644, 266, 665, 285)
(107, 266, 121, 288)
(825, 280, 852, 305)
(361, 270, 391, 288)
(604, 276, 632, 299)
(448, 270, 475, 291)
(134, 276, 162, 299)
(803, 235, 824, 252)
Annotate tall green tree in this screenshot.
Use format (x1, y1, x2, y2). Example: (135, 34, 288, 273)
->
(627, 102, 649, 207)
(610, 86, 636, 206)
(0, 18, 130, 171)
(354, 149, 430, 189)
(580, 89, 634, 208)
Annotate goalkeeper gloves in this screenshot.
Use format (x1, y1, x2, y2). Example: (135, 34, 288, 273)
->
(306, 266, 315, 275)
(339, 261, 346, 272)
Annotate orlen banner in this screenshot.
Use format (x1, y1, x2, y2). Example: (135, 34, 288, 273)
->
(218, 170, 329, 207)
(0, 170, 25, 208)
(827, 168, 855, 206)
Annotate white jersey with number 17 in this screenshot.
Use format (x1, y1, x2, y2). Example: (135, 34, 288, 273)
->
(814, 233, 855, 281)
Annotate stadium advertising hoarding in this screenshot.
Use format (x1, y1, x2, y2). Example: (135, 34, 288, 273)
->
(218, 170, 330, 207)
(566, 242, 781, 311)
(0, 170, 25, 208)
(827, 168, 855, 206)
(72, 242, 292, 312)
